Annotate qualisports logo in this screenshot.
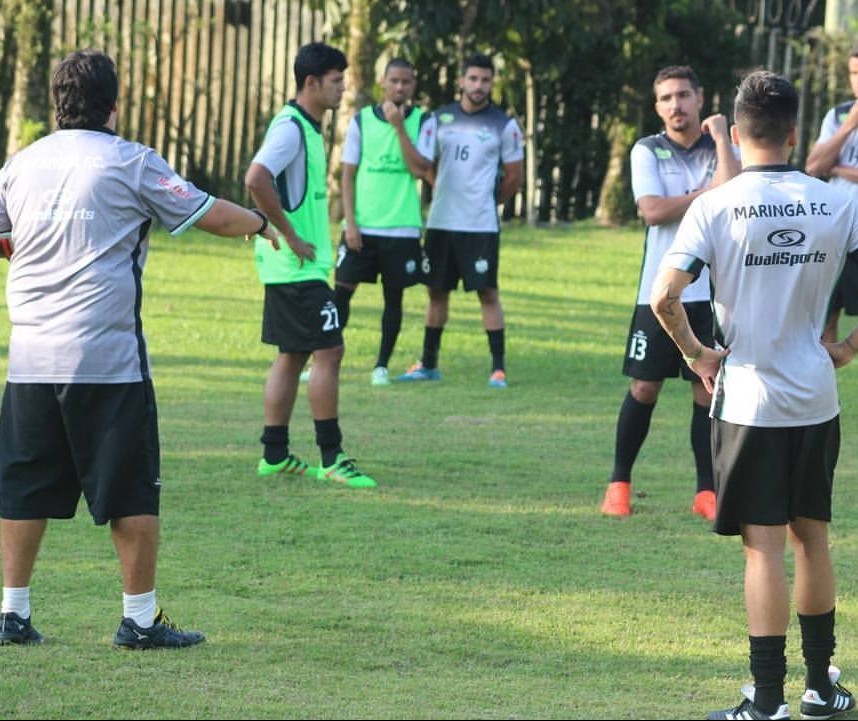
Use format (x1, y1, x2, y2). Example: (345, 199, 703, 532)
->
(766, 229, 805, 247)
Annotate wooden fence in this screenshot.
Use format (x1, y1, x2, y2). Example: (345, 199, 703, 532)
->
(31, 0, 326, 198)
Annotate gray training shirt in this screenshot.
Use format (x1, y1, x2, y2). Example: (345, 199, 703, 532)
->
(0, 128, 214, 383)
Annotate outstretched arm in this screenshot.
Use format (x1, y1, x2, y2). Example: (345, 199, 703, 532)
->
(194, 198, 279, 248)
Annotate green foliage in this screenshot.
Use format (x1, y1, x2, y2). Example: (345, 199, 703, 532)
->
(16, 118, 45, 148)
(2, 222, 858, 718)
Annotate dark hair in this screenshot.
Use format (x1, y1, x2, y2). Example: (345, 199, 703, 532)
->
(734, 70, 798, 147)
(52, 49, 118, 130)
(294, 42, 348, 90)
(652, 65, 700, 95)
(384, 57, 414, 75)
(462, 53, 493, 76)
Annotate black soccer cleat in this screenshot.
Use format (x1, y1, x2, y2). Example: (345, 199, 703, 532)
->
(114, 607, 205, 650)
(800, 666, 855, 720)
(0, 611, 43, 646)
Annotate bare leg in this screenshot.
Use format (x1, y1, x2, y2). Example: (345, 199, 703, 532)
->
(110, 515, 159, 595)
(264, 351, 309, 425)
(425, 287, 450, 328)
(1, 519, 47, 587)
(477, 287, 504, 330)
(742, 523, 790, 636)
(308, 345, 344, 420)
(790, 517, 835, 615)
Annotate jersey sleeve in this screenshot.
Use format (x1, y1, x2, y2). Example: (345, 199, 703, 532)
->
(416, 114, 438, 162)
(664, 196, 711, 278)
(138, 150, 215, 236)
(251, 117, 302, 177)
(341, 115, 361, 166)
(501, 118, 524, 163)
(630, 141, 665, 201)
(817, 107, 838, 144)
(0, 161, 10, 239)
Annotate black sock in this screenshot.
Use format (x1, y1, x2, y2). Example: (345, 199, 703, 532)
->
(314, 418, 343, 467)
(611, 391, 655, 482)
(334, 285, 355, 330)
(261, 425, 288, 464)
(486, 328, 505, 372)
(421, 326, 443, 370)
(376, 285, 403, 369)
(799, 609, 836, 697)
(749, 635, 787, 714)
(691, 401, 714, 492)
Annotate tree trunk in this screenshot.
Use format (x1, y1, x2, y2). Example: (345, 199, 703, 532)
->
(595, 118, 637, 226)
(7, 0, 52, 154)
(329, 0, 377, 223)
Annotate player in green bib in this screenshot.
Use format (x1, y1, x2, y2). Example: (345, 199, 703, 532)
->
(334, 58, 428, 387)
(245, 42, 377, 489)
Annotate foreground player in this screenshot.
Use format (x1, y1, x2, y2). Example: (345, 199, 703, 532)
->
(652, 70, 858, 721)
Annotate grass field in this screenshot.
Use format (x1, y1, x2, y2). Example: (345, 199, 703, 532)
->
(1, 220, 858, 719)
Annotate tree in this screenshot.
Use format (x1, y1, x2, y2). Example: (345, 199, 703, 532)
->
(2, 0, 52, 158)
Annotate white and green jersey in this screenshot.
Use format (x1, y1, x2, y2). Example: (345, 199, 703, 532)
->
(342, 104, 425, 238)
(0, 128, 214, 383)
(417, 102, 523, 232)
(816, 100, 858, 197)
(665, 165, 858, 427)
(630, 131, 725, 305)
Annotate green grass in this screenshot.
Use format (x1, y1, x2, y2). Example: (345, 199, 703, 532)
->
(1, 220, 858, 719)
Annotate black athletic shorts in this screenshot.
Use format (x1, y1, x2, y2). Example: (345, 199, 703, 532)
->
(622, 302, 714, 381)
(262, 281, 344, 353)
(334, 232, 423, 289)
(711, 416, 840, 536)
(422, 229, 499, 291)
(0, 381, 161, 525)
(828, 253, 858, 317)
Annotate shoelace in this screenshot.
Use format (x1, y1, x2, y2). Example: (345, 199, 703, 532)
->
(153, 608, 180, 630)
(334, 458, 361, 477)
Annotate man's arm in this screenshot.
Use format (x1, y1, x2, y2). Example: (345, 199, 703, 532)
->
(703, 114, 741, 186)
(637, 116, 739, 227)
(650, 264, 729, 392)
(383, 101, 431, 179)
(497, 160, 523, 205)
(806, 103, 858, 177)
(244, 162, 315, 263)
(194, 198, 279, 247)
(341, 161, 361, 251)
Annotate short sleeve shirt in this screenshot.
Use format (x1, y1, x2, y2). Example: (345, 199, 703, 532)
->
(630, 132, 723, 304)
(417, 102, 523, 232)
(0, 128, 214, 383)
(665, 166, 858, 426)
(816, 100, 858, 197)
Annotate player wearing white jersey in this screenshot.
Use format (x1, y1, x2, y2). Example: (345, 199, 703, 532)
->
(601, 65, 740, 519)
(806, 49, 858, 344)
(652, 70, 858, 721)
(0, 50, 279, 649)
(396, 53, 523, 388)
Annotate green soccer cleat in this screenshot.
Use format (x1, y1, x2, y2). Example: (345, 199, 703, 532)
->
(317, 453, 377, 488)
(257, 453, 314, 477)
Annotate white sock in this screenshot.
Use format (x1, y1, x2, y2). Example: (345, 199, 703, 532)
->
(2, 586, 31, 618)
(122, 590, 157, 628)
